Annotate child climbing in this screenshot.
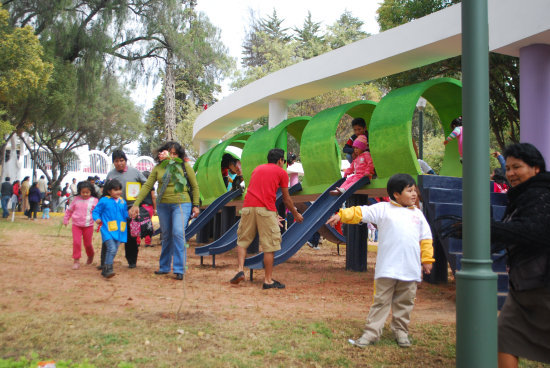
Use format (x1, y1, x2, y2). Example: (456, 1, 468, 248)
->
(92, 179, 127, 279)
(443, 116, 463, 159)
(331, 134, 374, 195)
(63, 181, 99, 270)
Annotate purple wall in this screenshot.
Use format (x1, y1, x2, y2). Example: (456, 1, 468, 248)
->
(520, 44, 550, 164)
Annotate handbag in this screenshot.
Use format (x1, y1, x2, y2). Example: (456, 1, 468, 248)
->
(130, 206, 153, 238)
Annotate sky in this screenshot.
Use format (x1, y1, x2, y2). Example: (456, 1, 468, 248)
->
(131, 0, 382, 111)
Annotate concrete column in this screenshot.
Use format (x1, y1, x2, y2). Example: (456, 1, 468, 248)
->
(199, 140, 216, 155)
(520, 44, 550, 162)
(268, 99, 288, 129)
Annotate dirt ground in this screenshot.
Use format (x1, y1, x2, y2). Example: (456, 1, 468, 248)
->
(0, 216, 456, 327)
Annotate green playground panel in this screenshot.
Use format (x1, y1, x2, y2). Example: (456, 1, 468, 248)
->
(369, 77, 462, 179)
(195, 78, 462, 199)
(300, 100, 377, 194)
(198, 132, 252, 205)
(240, 116, 311, 186)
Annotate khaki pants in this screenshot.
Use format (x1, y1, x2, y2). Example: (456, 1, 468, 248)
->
(237, 207, 281, 253)
(362, 277, 417, 340)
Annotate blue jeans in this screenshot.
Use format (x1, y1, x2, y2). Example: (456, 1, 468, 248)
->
(1, 195, 10, 218)
(104, 239, 120, 265)
(157, 202, 191, 274)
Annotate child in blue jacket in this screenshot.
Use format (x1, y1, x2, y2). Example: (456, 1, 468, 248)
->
(92, 179, 127, 278)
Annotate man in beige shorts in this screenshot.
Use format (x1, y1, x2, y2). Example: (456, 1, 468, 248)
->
(230, 148, 303, 289)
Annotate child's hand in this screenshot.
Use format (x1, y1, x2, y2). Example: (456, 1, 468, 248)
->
(95, 219, 102, 225)
(443, 140, 449, 145)
(326, 214, 341, 227)
(422, 263, 432, 275)
(128, 206, 139, 219)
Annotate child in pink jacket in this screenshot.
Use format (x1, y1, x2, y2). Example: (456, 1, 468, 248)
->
(331, 135, 374, 195)
(63, 181, 98, 269)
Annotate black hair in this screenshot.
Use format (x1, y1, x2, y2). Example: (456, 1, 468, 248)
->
(4, 177, 10, 181)
(87, 176, 95, 181)
(77, 180, 97, 197)
(12, 180, 19, 185)
(22, 176, 30, 182)
(111, 149, 127, 162)
(155, 141, 185, 163)
(503, 142, 546, 173)
(387, 173, 417, 200)
(287, 152, 297, 165)
(451, 116, 463, 128)
(351, 117, 366, 128)
(221, 153, 238, 168)
(102, 179, 123, 197)
(492, 168, 508, 185)
(267, 148, 285, 164)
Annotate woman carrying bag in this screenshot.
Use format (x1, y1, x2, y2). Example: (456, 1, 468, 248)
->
(129, 142, 200, 280)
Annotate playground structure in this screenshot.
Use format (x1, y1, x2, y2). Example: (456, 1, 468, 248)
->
(189, 1, 550, 366)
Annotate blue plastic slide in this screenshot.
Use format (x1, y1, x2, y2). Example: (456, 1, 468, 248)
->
(244, 176, 371, 269)
(194, 183, 303, 258)
(185, 188, 243, 241)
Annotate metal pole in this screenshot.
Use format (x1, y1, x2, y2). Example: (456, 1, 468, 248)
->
(456, 1, 497, 367)
(419, 110, 424, 160)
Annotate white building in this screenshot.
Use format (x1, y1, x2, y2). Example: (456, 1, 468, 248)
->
(1, 134, 155, 186)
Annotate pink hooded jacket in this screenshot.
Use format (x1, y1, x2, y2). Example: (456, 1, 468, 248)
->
(63, 196, 98, 227)
(344, 151, 374, 179)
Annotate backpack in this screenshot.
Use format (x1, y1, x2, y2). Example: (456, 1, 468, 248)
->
(130, 206, 154, 238)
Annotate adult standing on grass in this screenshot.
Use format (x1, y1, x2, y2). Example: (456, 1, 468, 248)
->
(37, 175, 47, 201)
(489, 143, 550, 368)
(105, 150, 147, 269)
(230, 148, 303, 289)
(1, 177, 13, 219)
(129, 141, 200, 281)
(27, 182, 41, 220)
(20, 176, 30, 215)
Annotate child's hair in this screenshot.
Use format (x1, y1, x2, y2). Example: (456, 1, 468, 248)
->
(77, 180, 97, 197)
(451, 116, 463, 128)
(221, 153, 238, 168)
(387, 173, 416, 200)
(351, 117, 366, 128)
(102, 179, 122, 197)
(492, 168, 508, 185)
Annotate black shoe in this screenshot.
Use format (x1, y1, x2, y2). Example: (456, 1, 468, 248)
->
(230, 271, 245, 284)
(154, 270, 169, 275)
(128, 263, 136, 269)
(175, 273, 183, 280)
(263, 280, 285, 289)
(97, 265, 104, 270)
(102, 265, 116, 278)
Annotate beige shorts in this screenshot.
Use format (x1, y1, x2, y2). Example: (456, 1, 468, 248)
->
(237, 207, 281, 253)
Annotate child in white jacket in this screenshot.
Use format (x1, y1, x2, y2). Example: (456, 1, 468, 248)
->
(63, 181, 98, 269)
(327, 173, 434, 348)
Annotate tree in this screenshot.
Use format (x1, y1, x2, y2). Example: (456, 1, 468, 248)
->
(293, 11, 330, 60)
(326, 11, 369, 50)
(0, 3, 52, 176)
(376, 0, 519, 149)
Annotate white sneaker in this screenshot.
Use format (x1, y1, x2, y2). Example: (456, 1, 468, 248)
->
(306, 241, 314, 248)
(395, 335, 411, 348)
(348, 334, 377, 348)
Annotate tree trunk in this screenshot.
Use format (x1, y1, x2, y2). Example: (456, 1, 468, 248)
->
(164, 50, 176, 141)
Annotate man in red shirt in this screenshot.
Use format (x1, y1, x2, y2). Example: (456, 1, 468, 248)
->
(230, 148, 303, 289)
